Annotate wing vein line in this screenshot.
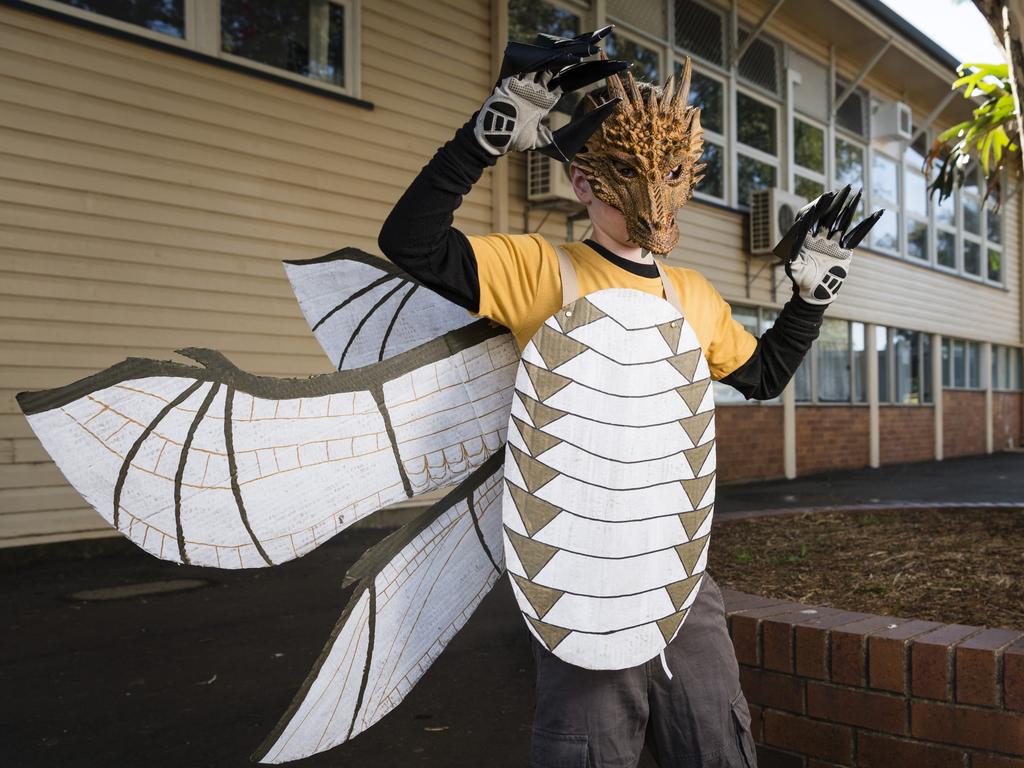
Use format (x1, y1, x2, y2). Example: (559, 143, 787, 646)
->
(377, 284, 418, 362)
(338, 282, 406, 370)
(224, 386, 273, 566)
(312, 275, 395, 332)
(174, 382, 220, 565)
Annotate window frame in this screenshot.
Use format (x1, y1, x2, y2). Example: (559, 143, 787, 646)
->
(734, 84, 781, 210)
(791, 112, 827, 202)
(22, 0, 363, 100)
(682, 62, 729, 204)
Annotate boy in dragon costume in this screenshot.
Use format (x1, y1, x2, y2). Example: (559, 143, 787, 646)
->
(378, 26, 880, 768)
(17, 26, 879, 768)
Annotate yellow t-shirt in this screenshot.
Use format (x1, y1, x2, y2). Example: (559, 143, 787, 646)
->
(469, 233, 757, 381)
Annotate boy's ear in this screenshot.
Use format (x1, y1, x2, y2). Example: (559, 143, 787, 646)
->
(568, 164, 593, 205)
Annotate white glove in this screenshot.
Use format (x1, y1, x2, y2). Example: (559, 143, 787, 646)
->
(787, 234, 852, 305)
(475, 71, 562, 156)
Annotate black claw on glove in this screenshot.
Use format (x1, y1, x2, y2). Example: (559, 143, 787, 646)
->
(537, 96, 621, 162)
(499, 25, 614, 81)
(773, 185, 884, 263)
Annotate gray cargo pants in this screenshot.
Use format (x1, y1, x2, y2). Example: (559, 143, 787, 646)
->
(528, 574, 756, 768)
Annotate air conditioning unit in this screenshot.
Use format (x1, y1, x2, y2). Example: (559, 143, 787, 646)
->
(873, 100, 913, 141)
(527, 112, 578, 203)
(749, 187, 808, 255)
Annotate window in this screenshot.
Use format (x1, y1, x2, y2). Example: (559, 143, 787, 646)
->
(943, 338, 984, 390)
(889, 329, 931, 404)
(967, 341, 981, 388)
(604, 31, 660, 82)
(33, 0, 360, 96)
(993, 346, 1022, 391)
(870, 153, 900, 253)
(674, 0, 726, 66)
(835, 77, 868, 138)
(876, 326, 890, 402)
(985, 200, 1004, 284)
(835, 137, 866, 199)
(818, 318, 852, 402)
(852, 323, 867, 402)
(904, 131, 929, 261)
(608, 0, 666, 40)
(736, 90, 778, 207)
(712, 306, 780, 404)
(508, 0, 579, 45)
(793, 117, 825, 201)
(737, 31, 782, 95)
(681, 64, 726, 201)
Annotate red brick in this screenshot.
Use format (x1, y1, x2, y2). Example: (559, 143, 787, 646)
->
(729, 602, 806, 668)
(1006, 638, 1024, 712)
(911, 699, 1024, 754)
(740, 666, 805, 714)
(749, 703, 763, 742)
(805, 682, 907, 734)
(879, 405, 935, 464)
(957, 629, 1024, 707)
(795, 406, 869, 475)
(763, 611, 803, 673)
(855, 732, 965, 768)
(717, 405, 785, 482)
(944, 390, 987, 457)
(911, 624, 981, 701)
(868, 619, 943, 693)
(830, 616, 896, 686)
(972, 755, 1024, 768)
(794, 610, 873, 680)
(755, 745, 806, 768)
(763, 710, 852, 764)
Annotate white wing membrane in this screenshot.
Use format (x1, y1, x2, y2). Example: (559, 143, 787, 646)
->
(284, 249, 478, 370)
(256, 455, 505, 764)
(20, 321, 516, 568)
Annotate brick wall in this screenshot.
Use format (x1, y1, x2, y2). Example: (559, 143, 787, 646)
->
(944, 391, 987, 459)
(796, 407, 870, 476)
(716, 405, 785, 483)
(993, 392, 1023, 452)
(724, 589, 1024, 767)
(879, 406, 934, 465)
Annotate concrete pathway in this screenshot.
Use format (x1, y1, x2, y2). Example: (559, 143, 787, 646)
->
(3, 453, 1022, 768)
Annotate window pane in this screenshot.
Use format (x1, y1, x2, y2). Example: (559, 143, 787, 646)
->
(56, 0, 184, 37)
(904, 130, 928, 169)
(937, 231, 956, 268)
(852, 322, 867, 402)
(222, 0, 347, 87)
(604, 34, 659, 82)
(936, 188, 956, 226)
(892, 329, 918, 404)
(871, 154, 898, 202)
(794, 356, 812, 401)
(963, 195, 981, 234)
(795, 175, 824, 201)
(905, 171, 927, 216)
(877, 326, 890, 402)
(736, 93, 776, 154)
(995, 345, 1007, 390)
(509, 0, 579, 42)
(818, 318, 851, 402)
(967, 342, 981, 388)
(835, 138, 864, 187)
(696, 142, 724, 199)
(835, 80, 867, 136)
(675, 0, 724, 65)
(737, 154, 776, 207)
(964, 239, 982, 276)
(794, 119, 824, 173)
(942, 338, 951, 387)
(871, 210, 899, 252)
(987, 205, 1002, 243)
(953, 340, 966, 388)
(907, 219, 928, 260)
(988, 247, 1003, 282)
(683, 68, 724, 134)
(922, 334, 933, 403)
(737, 33, 779, 93)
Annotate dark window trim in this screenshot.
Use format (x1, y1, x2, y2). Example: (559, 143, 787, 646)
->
(4, 0, 374, 111)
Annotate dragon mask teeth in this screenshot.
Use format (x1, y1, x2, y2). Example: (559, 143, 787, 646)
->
(573, 57, 706, 255)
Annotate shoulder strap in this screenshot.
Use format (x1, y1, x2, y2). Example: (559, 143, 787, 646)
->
(555, 246, 579, 308)
(656, 261, 684, 314)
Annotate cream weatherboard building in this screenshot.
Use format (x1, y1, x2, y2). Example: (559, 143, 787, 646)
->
(0, 0, 1021, 547)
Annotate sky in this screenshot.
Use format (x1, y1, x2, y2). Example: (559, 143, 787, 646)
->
(878, 0, 1005, 65)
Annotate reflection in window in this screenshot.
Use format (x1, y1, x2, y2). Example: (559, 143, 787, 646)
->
(937, 231, 956, 268)
(737, 155, 776, 207)
(942, 338, 951, 387)
(871, 154, 898, 202)
(892, 329, 917, 403)
(953, 340, 966, 387)
(967, 342, 981, 388)
(935, 188, 956, 226)
(907, 220, 927, 261)
(56, 0, 185, 37)
(795, 176, 824, 201)
(964, 240, 981, 276)
(904, 171, 927, 217)
(962, 196, 981, 234)
(877, 326, 890, 403)
(818, 318, 851, 402)
(736, 93, 776, 154)
(508, 0, 579, 42)
(988, 248, 1002, 283)
(988, 205, 1002, 243)
(604, 34, 659, 82)
(685, 68, 724, 133)
(696, 142, 724, 199)
(871, 211, 899, 253)
(794, 119, 824, 173)
(835, 138, 864, 187)
(221, 0, 348, 87)
(922, 334, 933, 403)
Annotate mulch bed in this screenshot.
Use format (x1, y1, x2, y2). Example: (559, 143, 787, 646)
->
(708, 507, 1024, 630)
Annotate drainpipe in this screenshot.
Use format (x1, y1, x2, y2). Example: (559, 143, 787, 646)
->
(933, 333, 943, 461)
(866, 323, 879, 468)
(983, 341, 993, 454)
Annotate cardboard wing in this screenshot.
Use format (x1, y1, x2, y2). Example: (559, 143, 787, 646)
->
(17, 320, 516, 568)
(284, 248, 479, 370)
(255, 454, 506, 764)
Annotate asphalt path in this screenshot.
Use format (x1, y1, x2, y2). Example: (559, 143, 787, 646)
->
(4, 453, 1023, 768)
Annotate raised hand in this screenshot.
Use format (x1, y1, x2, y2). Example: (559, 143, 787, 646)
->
(475, 26, 628, 162)
(773, 185, 884, 306)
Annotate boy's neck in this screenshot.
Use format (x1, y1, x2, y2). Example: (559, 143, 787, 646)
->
(590, 227, 655, 265)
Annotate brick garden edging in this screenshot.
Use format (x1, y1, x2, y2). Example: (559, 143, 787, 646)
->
(722, 588, 1024, 766)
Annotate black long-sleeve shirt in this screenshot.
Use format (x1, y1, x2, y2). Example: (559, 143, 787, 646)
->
(378, 118, 823, 400)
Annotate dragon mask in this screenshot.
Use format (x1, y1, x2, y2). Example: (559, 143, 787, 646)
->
(572, 57, 705, 255)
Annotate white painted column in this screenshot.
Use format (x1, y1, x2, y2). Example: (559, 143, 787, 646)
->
(783, 380, 797, 479)
(983, 341, 994, 454)
(932, 333, 944, 461)
(866, 323, 879, 468)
